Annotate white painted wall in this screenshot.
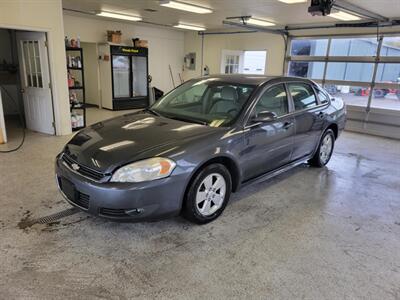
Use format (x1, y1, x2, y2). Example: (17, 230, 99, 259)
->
(183, 31, 285, 80)
(63, 13, 185, 94)
(81, 42, 100, 107)
(0, 0, 70, 135)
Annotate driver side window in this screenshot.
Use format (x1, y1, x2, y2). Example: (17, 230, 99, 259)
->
(253, 84, 289, 117)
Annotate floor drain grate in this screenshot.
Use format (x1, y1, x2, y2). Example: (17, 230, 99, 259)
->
(18, 207, 80, 229)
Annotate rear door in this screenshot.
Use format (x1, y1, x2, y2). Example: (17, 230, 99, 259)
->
(241, 83, 295, 180)
(287, 82, 325, 161)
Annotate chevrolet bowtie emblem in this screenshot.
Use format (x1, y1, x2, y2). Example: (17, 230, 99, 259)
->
(71, 163, 80, 171)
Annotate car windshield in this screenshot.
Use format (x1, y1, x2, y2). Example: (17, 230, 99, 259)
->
(151, 78, 255, 127)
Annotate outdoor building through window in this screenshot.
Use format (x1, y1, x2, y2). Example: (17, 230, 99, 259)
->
(287, 35, 400, 111)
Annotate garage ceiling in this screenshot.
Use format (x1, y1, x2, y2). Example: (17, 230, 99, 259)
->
(62, 0, 400, 30)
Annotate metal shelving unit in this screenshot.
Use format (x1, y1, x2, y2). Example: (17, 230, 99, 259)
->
(66, 47, 86, 131)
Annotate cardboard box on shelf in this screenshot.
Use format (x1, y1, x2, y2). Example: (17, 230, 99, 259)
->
(107, 30, 122, 44)
(132, 38, 148, 48)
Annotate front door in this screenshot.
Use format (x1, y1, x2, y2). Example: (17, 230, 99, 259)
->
(16, 31, 54, 134)
(242, 83, 294, 180)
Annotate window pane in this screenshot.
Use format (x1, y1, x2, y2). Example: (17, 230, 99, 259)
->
(329, 38, 378, 56)
(254, 84, 288, 117)
(112, 55, 130, 98)
(291, 39, 328, 56)
(23, 41, 33, 87)
(171, 84, 207, 105)
(326, 62, 374, 82)
(132, 56, 147, 97)
(288, 83, 317, 110)
(317, 89, 330, 104)
(375, 63, 400, 83)
(288, 61, 325, 79)
(243, 51, 266, 74)
(381, 37, 400, 56)
(325, 84, 369, 107)
(370, 88, 400, 111)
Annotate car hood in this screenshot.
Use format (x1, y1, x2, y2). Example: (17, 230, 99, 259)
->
(64, 111, 216, 173)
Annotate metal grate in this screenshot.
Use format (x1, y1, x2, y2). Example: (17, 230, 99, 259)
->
(18, 207, 80, 229)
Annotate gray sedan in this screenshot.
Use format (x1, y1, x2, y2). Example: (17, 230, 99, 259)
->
(55, 75, 346, 224)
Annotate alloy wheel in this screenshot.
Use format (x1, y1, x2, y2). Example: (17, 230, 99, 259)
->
(320, 134, 333, 164)
(195, 173, 226, 216)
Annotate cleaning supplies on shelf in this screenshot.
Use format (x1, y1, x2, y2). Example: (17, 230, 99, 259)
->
(67, 55, 82, 68)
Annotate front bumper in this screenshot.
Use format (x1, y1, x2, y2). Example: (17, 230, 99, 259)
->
(55, 155, 188, 221)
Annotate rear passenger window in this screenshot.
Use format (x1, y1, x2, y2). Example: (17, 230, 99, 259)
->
(253, 84, 288, 117)
(288, 83, 318, 111)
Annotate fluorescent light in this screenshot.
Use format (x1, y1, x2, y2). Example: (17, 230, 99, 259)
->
(96, 11, 142, 21)
(160, 0, 212, 14)
(329, 11, 361, 21)
(174, 23, 206, 31)
(246, 18, 276, 27)
(277, 0, 307, 3)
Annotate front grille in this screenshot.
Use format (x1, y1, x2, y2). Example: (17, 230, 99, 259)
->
(62, 153, 106, 181)
(99, 207, 128, 217)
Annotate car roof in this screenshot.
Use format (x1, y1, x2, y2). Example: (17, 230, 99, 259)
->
(193, 74, 316, 86)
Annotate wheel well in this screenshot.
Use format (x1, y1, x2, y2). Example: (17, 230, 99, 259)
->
(326, 123, 338, 139)
(187, 157, 241, 195)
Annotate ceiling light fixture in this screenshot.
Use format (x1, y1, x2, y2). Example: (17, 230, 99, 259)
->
(277, 0, 307, 4)
(328, 11, 361, 21)
(173, 23, 206, 31)
(159, 0, 212, 14)
(246, 18, 276, 27)
(96, 11, 142, 21)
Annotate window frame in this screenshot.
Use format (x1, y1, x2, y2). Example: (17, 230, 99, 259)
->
(245, 82, 292, 127)
(250, 83, 290, 118)
(287, 82, 319, 112)
(286, 34, 400, 112)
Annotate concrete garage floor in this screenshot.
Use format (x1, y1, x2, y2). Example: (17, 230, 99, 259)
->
(0, 110, 400, 299)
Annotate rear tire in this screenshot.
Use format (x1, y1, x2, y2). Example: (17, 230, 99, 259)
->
(182, 164, 232, 224)
(309, 129, 335, 167)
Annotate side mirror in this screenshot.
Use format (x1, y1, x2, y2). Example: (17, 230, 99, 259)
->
(252, 111, 278, 123)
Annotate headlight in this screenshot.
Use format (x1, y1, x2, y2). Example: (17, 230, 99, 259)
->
(110, 157, 176, 183)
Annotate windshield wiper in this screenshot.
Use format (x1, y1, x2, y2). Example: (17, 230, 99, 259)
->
(144, 108, 162, 117)
(167, 115, 208, 126)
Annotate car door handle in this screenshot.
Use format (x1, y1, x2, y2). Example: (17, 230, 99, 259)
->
(283, 121, 294, 130)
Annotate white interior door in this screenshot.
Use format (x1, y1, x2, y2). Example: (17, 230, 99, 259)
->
(16, 32, 54, 135)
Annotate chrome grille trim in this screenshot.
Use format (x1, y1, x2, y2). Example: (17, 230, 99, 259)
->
(61, 153, 108, 182)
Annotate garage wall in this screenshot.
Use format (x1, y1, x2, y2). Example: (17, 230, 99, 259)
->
(183, 31, 286, 80)
(63, 13, 185, 94)
(0, 0, 70, 135)
(80, 42, 100, 107)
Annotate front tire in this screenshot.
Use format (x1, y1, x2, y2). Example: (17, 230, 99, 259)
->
(309, 129, 335, 167)
(182, 164, 232, 224)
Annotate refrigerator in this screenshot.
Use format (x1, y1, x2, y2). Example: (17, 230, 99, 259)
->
(99, 44, 149, 110)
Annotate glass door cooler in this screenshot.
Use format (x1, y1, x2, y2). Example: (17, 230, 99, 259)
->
(99, 44, 149, 110)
